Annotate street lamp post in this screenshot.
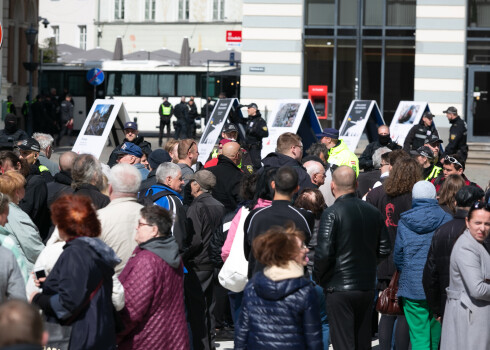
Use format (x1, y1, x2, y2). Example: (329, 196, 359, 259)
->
(23, 26, 38, 136)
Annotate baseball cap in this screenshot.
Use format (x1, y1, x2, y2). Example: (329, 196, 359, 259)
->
(148, 149, 171, 170)
(424, 134, 443, 145)
(17, 138, 41, 152)
(443, 106, 458, 115)
(410, 146, 434, 159)
(422, 112, 434, 119)
(316, 128, 339, 140)
(189, 170, 217, 191)
(248, 103, 258, 109)
(116, 142, 143, 158)
(124, 121, 138, 130)
(223, 124, 238, 133)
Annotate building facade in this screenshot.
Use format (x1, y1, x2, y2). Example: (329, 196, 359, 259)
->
(241, 0, 490, 141)
(38, 0, 242, 53)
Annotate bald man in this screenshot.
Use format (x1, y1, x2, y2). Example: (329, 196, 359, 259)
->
(359, 125, 401, 172)
(314, 166, 391, 350)
(47, 151, 77, 206)
(208, 141, 244, 213)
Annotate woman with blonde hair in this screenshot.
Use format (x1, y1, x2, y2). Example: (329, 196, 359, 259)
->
(0, 171, 43, 273)
(164, 138, 180, 163)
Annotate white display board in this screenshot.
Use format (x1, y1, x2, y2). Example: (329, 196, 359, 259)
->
(389, 101, 430, 146)
(72, 99, 130, 159)
(198, 98, 239, 164)
(261, 99, 322, 158)
(339, 100, 385, 152)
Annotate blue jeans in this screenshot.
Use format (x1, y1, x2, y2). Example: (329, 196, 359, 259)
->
(314, 284, 330, 349)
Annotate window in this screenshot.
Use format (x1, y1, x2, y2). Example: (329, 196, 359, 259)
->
(179, 0, 189, 20)
(158, 74, 175, 96)
(51, 25, 59, 44)
(177, 74, 196, 96)
(145, 0, 156, 20)
(213, 0, 225, 20)
(306, 0, 334, 26)
(78, 25, 87, 50)
(115, 0, 125, 20)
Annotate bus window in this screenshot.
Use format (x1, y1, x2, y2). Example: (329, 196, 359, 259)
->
(141, 74, 158, 96)
(121, 74, 136, 95)
(158, 74, 175, 96)
(67, 74, 86, 96)
(107, 73, 121, 95)
(177, 74, 196, 96)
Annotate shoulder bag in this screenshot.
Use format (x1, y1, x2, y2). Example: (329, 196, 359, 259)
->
(376, 270, 404, 316)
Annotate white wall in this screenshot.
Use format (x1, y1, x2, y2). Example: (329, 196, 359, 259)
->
(38, 0, 97, 50)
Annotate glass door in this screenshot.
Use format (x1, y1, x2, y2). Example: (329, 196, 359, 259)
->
(467, 66, 490, 140)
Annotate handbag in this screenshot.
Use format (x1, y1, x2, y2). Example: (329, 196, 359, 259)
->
(44, 279, 104, 350)
(218, 207, 250, 292)
(376, 270, 404, 316)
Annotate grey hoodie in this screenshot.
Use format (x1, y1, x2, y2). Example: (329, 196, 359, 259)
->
(140, 236, 181, 269)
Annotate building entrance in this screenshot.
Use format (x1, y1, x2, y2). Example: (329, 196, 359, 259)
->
(467, 66, 490, 140)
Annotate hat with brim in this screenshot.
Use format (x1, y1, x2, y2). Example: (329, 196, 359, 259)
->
(424, 134, 443, 145)
(17, 138, 41, 152)
(115, 142, 143, 158)
(410, 146, 434, 160)
(443, 106, 458, 115)
(316, 128, 339, 140)
(189, 170, 216, 191)
(124, 121, 138, 130)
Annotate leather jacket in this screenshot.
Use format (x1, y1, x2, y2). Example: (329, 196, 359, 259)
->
(314, 193, 391, 291)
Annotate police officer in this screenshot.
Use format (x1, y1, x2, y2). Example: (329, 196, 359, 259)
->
(403, 112, 439, 153)
(443, 106, 468, 161)
(410, 146, 442, 181)
(173, 96, 189, 140)
(158, 96, 173, 146)
(6, 96, 16, 116)
(245, 103, 268, 170)
(56, 94, 74, 146)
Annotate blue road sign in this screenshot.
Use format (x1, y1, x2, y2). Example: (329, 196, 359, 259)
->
(86, 68, 105, 86)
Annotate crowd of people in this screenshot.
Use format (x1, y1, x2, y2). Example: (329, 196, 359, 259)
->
(0, 101, 488, 350)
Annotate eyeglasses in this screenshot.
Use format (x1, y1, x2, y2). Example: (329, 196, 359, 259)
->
(380, 163, 390, 167)
(294, 145, 303, 150)
(137, 221, 154, 228)
(444, 155, 463, 169)
(468, 200, 490, 218)
(187, 142, 196, 155)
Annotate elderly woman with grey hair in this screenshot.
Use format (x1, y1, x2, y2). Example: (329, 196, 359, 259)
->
(72, 154, 110, 209)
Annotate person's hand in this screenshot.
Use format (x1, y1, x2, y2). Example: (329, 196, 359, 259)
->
(32, 272, 46, 288)
(435, 316, 441, 323)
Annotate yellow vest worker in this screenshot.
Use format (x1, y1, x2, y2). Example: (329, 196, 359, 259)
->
(317, 128, 359, 177)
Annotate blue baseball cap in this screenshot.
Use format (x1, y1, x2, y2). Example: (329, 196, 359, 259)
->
(316, 128, 339, 140)
(116, 142, 143, 158)
(124, 121, 138, 130)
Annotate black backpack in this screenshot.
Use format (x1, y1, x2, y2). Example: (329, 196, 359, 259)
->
(137, 188, 173, 206)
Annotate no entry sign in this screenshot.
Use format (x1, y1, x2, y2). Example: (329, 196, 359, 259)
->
(86, 68, 105, 86)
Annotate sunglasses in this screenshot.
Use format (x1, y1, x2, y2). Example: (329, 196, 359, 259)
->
(444, 155, 463, 169)
(187, 142, 196, 154)
(468, 200, 490, 217)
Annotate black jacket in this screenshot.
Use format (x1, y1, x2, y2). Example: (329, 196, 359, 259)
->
(422, 209, 467, 318)
(357, 169, 382, 198)
(244, 200, 315, 278)
(73, 183, 110, 209)
(366, 186, 412, 281)
(107, 135, 152, 167)
(314, 193, 391, 291)
(209, 211, 236, 268)
(245, 112, 268, 146)
(359, 140, 401, 171)
(139, 169, 157, 195)
(403, 122, 438, 153)
(444, 116, 468, 161)
(186, 193, 225, 270)
(19, 162, 51, 240)
(208, 155, 244, 214)
(261, 152, 314, 191)
(47, 170, 74, 207)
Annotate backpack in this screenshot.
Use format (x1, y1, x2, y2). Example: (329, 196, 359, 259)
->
(137, 188, 173, 206)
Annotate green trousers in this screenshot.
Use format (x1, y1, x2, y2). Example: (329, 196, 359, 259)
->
(402, 298, 441, 350)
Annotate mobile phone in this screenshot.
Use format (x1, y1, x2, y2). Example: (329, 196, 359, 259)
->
(35, 270, 46, 280)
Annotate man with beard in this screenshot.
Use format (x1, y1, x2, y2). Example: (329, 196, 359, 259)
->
(359, 125, 401, 172)
(108, 122, 152, 167)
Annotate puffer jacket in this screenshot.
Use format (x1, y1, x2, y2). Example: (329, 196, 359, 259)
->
(118, 236, 189, 350)
(394, 198, 452, 300)
(314, 193, 391, 291)
(422, 209, 467, 317)
(235, 271, 322, 350)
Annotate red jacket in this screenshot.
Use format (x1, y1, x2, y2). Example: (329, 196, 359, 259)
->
(117, 246, 189, 350)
